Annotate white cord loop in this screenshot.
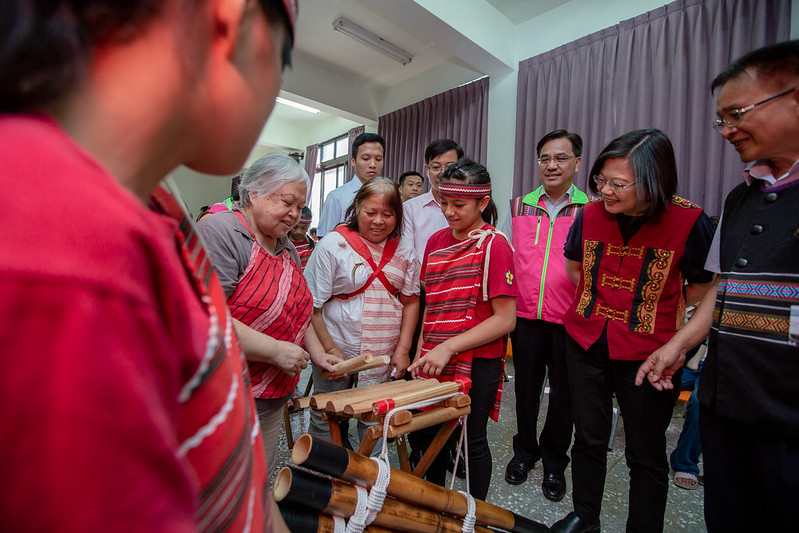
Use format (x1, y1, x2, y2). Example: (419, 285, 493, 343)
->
(458, 490, 477, 533)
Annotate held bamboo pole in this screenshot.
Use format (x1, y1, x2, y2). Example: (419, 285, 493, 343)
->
(292, 434, 549, 533)
(319, 353, 374, 378)
(273, 466, 491, 533)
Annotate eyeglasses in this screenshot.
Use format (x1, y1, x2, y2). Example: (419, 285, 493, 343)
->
(593, 175, 636, 192)
(712, 86, 796, 131)
(538, 154, 577, 166)
(427, 163, 455, 175)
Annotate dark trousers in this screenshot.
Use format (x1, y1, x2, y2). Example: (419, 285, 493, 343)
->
(408, 357, 503, 501)
(510, 318, 573, 474)
(700, 406, 799, 531)
(566, 335, 679, 532)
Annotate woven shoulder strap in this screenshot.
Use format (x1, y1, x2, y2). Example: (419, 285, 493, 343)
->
(331, 226, 400, 300)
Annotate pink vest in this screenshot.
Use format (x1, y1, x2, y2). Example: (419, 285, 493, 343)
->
(562, 198, 702, 361)
(510, 187, 588, 323)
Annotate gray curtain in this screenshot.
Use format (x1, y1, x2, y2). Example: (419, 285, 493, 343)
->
(379, 77, 489, 187)
(304, 143, 319, 187)
(347, 125, 365, 182)
(513, 0, 790, 216)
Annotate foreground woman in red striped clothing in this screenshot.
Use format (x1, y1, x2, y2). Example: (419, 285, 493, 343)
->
(408, 158, 517, 500)
(198, 152, 340, 480)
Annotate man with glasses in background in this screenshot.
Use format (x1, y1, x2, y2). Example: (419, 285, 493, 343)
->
(402, 139, 464, 262)
(500, 130, 589, 502)
(637, 41, 799, 530)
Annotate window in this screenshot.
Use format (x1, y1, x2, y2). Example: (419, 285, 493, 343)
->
(310, 134, 349, 227)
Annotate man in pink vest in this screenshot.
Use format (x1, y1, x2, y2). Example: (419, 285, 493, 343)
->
(501, 130, 589, 502)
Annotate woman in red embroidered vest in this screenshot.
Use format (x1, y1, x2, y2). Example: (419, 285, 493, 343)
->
(289, 206, 315, 270)
(552, 130, 715, 533)
(407, 158, 517, 501)
(198, 153, 340, 480)
(304, 178, 421, 446)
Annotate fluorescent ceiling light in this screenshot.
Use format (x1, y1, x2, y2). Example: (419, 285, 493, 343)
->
(332, 17, 413, 66)
(275, 97, 320, 114)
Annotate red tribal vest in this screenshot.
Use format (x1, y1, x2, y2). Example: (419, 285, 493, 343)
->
(562, 197, 702, 361)
(228, 211, 313, 399)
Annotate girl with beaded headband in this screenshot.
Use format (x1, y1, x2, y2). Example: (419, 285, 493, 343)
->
(407, 158, 517, 500)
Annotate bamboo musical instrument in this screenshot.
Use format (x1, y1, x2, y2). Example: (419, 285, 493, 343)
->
(322, 379, 434, 413)
(274, 466, 492, 533)
(308, 379, 432, 410)
(292, 434, 549, 533)
(368, 381, 464, 415)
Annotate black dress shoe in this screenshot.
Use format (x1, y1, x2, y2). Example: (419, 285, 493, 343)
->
(542, 472, 567, 502)
(504, 456, 536, 485)
(551, 512, 600, 533)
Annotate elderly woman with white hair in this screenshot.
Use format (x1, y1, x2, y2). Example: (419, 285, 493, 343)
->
(198, 152, 340, 479)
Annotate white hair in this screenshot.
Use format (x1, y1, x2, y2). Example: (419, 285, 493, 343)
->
(238, 153, 310, 206)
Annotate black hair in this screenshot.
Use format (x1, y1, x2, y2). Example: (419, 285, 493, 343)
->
(0, 0, 293, 113)
(351, 133, 386, 159)
(300, 205, 312, 219)
(536, 129, 583, 157)
(344, 177, 403, 240)
(438, 157, 497, 226)
(712, 40, 799, 93)
(424, 139, 464, 164)
(588, 129, 677, 217)
(398, 171, 423, 186)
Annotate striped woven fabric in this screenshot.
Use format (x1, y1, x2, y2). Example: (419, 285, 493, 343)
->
(419, 237, 484, 384)
(291, 237, 314, 270)
(151, 183, 267, 533)
(229, 212, 313, 400)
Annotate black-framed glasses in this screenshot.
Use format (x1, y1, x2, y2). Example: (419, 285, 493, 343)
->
(538, 154, 577, 166)
(593, 175, 636, 192)
(427, 163, 455, 175)
(713, 86, 797, 132)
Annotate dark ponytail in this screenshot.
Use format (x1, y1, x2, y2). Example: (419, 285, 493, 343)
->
(439, 158, 498, 226)
(0, 1, 162, 113)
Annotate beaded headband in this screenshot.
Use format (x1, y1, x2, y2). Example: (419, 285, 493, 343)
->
(280, 0, 298, 36)
(438, 183, 492, 199)
(299, 216, 312, 224)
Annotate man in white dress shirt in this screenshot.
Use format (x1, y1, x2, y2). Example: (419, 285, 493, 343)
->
(317, 132, 385, 238)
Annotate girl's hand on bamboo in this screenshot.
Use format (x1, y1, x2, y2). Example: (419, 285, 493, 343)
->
(321, 346, 348, 380)
(408, 343, 454, 377)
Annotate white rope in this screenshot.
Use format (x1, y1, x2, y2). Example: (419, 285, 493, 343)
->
(448, 415, 470, 494)
(333, 516, 346, 533)
(344, 485, 370, 533)
(339, 383, 468, 533)
(458, 490, 477, 533)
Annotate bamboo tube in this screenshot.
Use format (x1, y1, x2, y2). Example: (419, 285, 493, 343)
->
(369, 382, 463, 415)
(274, 466, 492, 533)
(277, 507, 400, 533)
(444, 394, 471, 408)
(365, 406, 471, 441)
(310, 379, 432, 410)
(324, 379, 434, 413)
(319, 353, 374, 378)
(349, 355, 391, 373)
(292, 434, 549, 533)
(294, 396, 313, 409)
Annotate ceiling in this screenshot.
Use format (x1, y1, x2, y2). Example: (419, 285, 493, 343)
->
(274, 0, 574, 130)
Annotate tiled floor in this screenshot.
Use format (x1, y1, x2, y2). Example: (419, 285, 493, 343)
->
(275, 358, 706, 531)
